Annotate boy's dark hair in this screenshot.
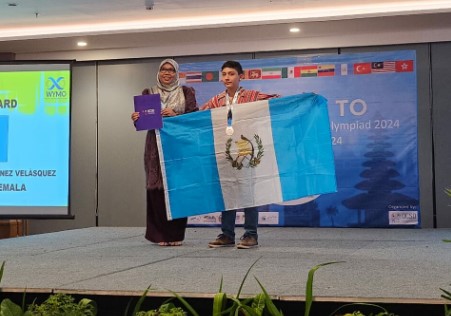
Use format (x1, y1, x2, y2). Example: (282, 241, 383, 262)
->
(221, 60, 244, 75)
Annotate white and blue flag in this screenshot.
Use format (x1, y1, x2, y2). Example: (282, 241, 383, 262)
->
(157, 93, 337, 220)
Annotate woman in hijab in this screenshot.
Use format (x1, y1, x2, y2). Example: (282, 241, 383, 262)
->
(132, 59, 198, 246)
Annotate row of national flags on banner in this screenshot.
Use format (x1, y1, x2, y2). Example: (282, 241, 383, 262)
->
(180, 59, 414, 83)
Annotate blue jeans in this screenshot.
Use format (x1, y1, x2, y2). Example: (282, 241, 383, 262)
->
(221, 207, 258, 239)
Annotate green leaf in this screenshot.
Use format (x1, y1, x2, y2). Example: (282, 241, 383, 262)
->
(123, 299, 133, 316)
(1, 298, 24, 316)
(254, 277, 283, 316)
(227, 297, 244, 316)
(221, 299, 239, 316)
(444, 304, 451, 316)
(218, 275, 224, 293)
(169, 290, 199, 316)
(236, 304, 260, 316)
(212, 292, 227, 316)
(328, 302, 389, 316)
(304, 261, 344, 316)
(441, 287, 451, 301)
(78, 298, 97, 316)
(250, 292, 265, 315)
(20, 291, 27, 316)
(131, 284, 152, 316)
(0, 262, 4, 284)
(236, 257, 261, 299)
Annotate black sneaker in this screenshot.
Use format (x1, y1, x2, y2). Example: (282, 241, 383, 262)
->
(236, 234, 258, 249)
(208, 234, 235, 248)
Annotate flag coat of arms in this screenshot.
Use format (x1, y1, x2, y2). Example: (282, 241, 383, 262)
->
(156, 93, 337, 220)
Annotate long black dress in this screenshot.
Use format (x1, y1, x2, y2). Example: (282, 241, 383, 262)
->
(144, 86, 198, 243)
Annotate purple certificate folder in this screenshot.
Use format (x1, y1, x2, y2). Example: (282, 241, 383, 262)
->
(133, 94, 162, 131)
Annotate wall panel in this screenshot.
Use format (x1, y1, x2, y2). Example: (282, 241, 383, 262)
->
(431, 42, 451, 228)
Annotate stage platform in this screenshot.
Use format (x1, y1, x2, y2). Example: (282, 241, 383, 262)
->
(1, 227, 450, 314)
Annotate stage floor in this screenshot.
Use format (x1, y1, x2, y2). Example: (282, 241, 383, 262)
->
(0, 227, 450, 305)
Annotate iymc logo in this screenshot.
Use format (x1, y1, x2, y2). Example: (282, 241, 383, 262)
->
(45, 76, 68, 99)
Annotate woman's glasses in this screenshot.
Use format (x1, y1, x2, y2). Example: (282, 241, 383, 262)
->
(160, 68, 176, 74)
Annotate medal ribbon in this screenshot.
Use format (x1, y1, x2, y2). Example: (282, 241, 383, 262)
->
(226, 88, 240, 130)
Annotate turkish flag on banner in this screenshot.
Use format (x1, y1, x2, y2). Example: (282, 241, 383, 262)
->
(353, 63, 371, 74)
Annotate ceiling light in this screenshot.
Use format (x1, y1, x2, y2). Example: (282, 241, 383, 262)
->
(77, 41, 87, 47)
(289, 27, 300, 33)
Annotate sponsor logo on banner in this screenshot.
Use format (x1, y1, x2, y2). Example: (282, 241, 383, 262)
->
(389, 211, 419, 225)
(353, 63, 371, 75)
(371, 61, 396, 73)
(395, 60, 414, 72)
(258, 212, 280, 225)
(244, 69, 262, 80)
(187, 211, 279, 225)
(188, 213, 221, 224)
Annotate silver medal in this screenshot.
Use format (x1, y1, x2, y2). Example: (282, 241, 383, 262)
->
(226, 126, 234, 136)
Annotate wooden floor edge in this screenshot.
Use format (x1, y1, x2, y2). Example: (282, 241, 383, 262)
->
(0, 287, 447, 305)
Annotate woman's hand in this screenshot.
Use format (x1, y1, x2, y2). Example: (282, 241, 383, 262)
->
(131, 112, 140, 122)
(161, 108, 177, 117)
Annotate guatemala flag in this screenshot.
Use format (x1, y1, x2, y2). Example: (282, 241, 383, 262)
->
(157, 93, 337, 220)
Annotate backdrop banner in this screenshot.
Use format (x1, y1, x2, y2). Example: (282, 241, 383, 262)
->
(157, 93, 337, 220)
(179, 50, 419, 228)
